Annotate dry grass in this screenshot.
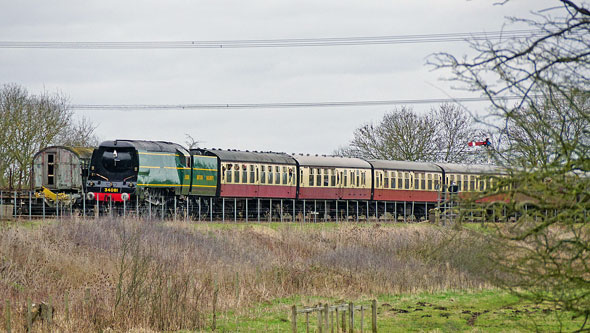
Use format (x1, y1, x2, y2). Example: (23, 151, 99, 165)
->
(0, 218, 495, 332)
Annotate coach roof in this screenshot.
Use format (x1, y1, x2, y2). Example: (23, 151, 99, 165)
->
(194, 148, 297, 165)
(34, 146, 94, 160)
(292, 155, 372, 169)
(439, 163, 502, 174)
(369, 160, 441, 172)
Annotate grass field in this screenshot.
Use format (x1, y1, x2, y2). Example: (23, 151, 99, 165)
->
(211, 290, 583, 332)
(0, 217, 581, 332)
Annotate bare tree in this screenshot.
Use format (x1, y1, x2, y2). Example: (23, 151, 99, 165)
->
(337, 104, 483, 162)
(53, 116, 100, 147)
(184, 134, 200, 150)
(431, 1, 590, 327)
(336, 106, 437, 161)
(431, 103, 487, 163)
(0, 83, 72, 189)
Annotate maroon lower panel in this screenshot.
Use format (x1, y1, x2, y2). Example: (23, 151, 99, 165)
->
(220, 184, 296, 199)
(373, 189, 438, 202)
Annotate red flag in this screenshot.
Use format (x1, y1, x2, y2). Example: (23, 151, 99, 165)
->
(468, 138, 491, 147)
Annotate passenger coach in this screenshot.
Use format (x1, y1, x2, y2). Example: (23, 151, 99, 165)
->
(293, 154, 372, 200)
(369, 160, 443, 202)
(193, 149, 297, 199)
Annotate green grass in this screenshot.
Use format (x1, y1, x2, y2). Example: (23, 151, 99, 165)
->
(0, 218, 50, 229)
(210, 290, 583, 332)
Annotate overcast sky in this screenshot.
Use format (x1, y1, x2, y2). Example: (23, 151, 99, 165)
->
(0, 0, 556, 154)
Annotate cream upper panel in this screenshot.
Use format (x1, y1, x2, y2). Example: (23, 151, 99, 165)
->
(221, 162, 296, 186)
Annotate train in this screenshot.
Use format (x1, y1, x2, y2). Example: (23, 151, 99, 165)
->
(81, 140, 500, 219)
(28, 140, 502, 220)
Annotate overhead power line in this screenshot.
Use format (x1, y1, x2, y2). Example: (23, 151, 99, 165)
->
(72, 96, 522, 111)
(0, 30, 544, 49)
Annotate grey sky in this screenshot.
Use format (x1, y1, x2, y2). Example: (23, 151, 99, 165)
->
(0, 0, 555, 153)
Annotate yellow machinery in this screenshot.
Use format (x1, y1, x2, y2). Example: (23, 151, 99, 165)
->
(35, 187, 72, 206)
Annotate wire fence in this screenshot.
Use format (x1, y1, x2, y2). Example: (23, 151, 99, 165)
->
(0, 190, 439, 223)
(291, 300, 377, 333)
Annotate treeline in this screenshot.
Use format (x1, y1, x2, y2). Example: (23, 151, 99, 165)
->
(334, 103, 489, 163)
(0, 83, 99, 189)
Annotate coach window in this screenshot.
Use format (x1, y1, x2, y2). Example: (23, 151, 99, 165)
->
(226, 164, 233, 183)
(250, 165, 255, 184)
(233, 166, 239, 183)
(383, 171, 389, 188)
(47, 153, 55, 185)
(261, 166, 266, 184)
(470, 176, 476, 191)
(456, 175, 462, 191)
(315, 168, 321, 186)
(309, 168, 314, 186)
(375, 172, 380, 188)
(391, 171, 396, 189)
(427, 174, 433, 190)
(464, 175, 469, 192)
(479, 177, 485, 191)
(330, 169, 336, 187)
(282, 167, 287, 184)
(403, 172, 409, 189)
(268, 165, 272, 185)
(343, 171, 347, 187)
(434, 175, 440, 189)
(241, 165, 247, 183)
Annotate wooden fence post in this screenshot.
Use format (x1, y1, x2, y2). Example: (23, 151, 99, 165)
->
(291, 305, 297, 333)
(4, 300, 11, 333)
(360, 306, 364, 333)
(324, 303, 329, 332)
(318, 303, 323, 333)
(342, 309, 346, 333)
(330, 308, 334, 333)
(349, 302, 354, 333)
(371, 300, 377, 333)
(47, 296, 52, 326)
(336, 308, 339, 333)
(306, 312, 309, 333)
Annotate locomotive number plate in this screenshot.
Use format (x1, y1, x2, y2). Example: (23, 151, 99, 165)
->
(104, 188, 120, 193)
